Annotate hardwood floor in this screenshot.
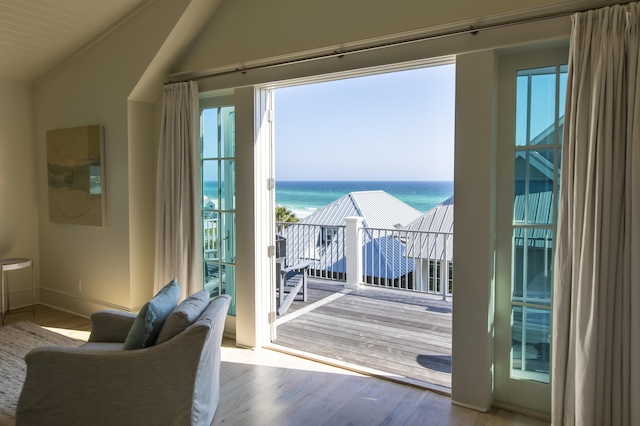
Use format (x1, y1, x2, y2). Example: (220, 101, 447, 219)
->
(3, 303, 91, 341)
(2, 304, 550, 425)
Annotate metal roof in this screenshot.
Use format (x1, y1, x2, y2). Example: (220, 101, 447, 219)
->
(362, 235, 414, 277)
(405, 196, 453, 234)
(300, 190, 422, 229)
(404, 197, 454, 261)
(513, 191, 554, 248)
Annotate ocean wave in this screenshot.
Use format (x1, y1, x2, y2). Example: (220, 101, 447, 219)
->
(293, 207, 316, 219)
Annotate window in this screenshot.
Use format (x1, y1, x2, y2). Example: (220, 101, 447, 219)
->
(428, 260, 441, 293)
(321, 227, 338, 243)
(201, 99, 237, 315)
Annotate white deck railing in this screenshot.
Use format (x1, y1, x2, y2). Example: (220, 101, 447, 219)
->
(276, 218, 453, 298)
(203, 217, 218, 259)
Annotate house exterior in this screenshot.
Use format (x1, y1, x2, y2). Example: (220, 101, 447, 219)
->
(405, 196, 454, 294)
(279, 190, 421, 282)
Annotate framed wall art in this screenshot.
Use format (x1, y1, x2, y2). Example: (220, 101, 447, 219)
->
(46, 125, 105, 226)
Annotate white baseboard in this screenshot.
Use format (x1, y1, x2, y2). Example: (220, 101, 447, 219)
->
(491, 400, 551, 422)
(451, 399, 490, 413)
(1, 288, 37, 312)
(8, 288, 237, 337)
(39, 288, 138, 318)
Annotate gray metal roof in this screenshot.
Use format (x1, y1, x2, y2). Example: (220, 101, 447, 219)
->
(404, 197, 454, 261)
(300, 190, 422, 229)
(513, 191, 554, 248)
(405, 196, 453, 234)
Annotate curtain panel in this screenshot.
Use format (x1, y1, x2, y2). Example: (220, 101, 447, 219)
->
(553, 3, 640, 425)
(154, 81, 202, 300)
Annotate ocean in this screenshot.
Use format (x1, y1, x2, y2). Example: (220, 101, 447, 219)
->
(275, 181, 453, 219)
(203, 180, 453, 219)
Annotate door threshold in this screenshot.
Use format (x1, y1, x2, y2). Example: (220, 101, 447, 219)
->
(264, 342, 451, 397)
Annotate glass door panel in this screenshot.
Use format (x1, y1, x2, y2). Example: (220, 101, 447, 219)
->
(496, 47, 567, 413)
(201, 97, 236, 315)
(510, 65, 563, 385)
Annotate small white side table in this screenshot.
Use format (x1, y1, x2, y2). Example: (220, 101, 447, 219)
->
(1, 258, 35, 325)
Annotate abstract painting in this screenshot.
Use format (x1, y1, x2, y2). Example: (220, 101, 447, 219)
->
(46, 125, 105, 226)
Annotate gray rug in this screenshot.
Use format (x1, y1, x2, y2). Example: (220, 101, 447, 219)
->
(0, 321, 83, 425)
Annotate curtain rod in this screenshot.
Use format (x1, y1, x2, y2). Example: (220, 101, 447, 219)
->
(168, 1, 629, 83)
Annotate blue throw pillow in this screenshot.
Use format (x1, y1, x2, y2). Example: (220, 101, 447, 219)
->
(123, 279, 180, 350)
(155, 290, 210, 344)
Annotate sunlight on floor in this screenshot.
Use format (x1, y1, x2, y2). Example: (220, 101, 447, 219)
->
(43, 326, 90, 341)
(221, 343, 365, 377)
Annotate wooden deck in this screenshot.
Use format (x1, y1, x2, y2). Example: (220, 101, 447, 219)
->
(273, 279, 453, 390)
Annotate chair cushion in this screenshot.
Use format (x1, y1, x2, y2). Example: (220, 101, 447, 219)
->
(123, 279, 180, 350)
(156, 290, 210, 344)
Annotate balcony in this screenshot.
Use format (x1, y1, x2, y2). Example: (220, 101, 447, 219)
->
(274, 219, 453, 390)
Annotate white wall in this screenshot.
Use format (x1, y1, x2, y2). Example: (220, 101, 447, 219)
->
(175, 0, 567, 76)
(0, 79, 38, 307)
(33, 0, 194, 314)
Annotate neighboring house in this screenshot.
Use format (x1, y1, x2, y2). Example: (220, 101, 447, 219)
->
(404, 196, 454, 294)
(203, 196, 216, 213)
(279, 191, 422, 284)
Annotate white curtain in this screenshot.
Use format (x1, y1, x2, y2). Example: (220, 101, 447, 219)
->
(154, 81, 202, 300)
(553, 3, 640, 425)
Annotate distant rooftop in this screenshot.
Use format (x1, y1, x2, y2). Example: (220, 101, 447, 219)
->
(300, 190, 422, 229)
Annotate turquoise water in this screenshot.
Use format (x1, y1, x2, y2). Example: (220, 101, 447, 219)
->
(275, 181, 453, 218)
(203, 180, 453, 218)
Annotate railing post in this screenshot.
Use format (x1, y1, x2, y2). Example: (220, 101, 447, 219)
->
(442, 233, 449, 300)
(345, 216, 363, 290)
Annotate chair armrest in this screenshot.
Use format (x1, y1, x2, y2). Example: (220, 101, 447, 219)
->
(281, 260, 313, 274)
(88, 310, 137, 342)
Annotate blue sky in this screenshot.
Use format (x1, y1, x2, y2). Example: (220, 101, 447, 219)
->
(274, 64, 456, 181)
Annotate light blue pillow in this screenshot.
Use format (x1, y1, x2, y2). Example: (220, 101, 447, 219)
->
(155, 290, 210, 344)
(123, 279, 180, 350)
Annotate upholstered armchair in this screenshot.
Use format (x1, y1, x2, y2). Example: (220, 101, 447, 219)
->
(16, 293, 231, 426)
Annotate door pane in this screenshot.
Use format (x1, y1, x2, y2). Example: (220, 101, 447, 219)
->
(203, 160, 219, 207)
(220, 107, 235, 158)
(219, 212, 236, 264)
(220, 160, 236, 211)
(203, 214, 218, 261)
(512, 228, 553, 305)
(515, 66, 557, 147)
(514, 149, 555, 225)
(202, 109, 219, 159)
(511, 306, 551, 383)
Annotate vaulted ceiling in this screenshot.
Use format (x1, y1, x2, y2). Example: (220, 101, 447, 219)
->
(0, 0, 148, 82)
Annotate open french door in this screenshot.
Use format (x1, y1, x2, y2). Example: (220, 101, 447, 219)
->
(494, 45, 568, 414)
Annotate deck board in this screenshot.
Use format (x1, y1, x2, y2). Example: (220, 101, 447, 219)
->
(274, 279, 453, 389)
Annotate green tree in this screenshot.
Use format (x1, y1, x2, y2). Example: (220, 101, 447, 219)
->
(276, 206, 299, 223)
